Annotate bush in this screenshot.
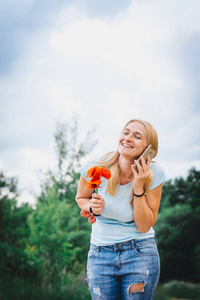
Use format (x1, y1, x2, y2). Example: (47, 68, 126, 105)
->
(154, 281, 200, 300)
(0, 271, 91, 300)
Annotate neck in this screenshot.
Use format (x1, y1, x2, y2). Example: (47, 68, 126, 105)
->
(118, 155, 134, 183)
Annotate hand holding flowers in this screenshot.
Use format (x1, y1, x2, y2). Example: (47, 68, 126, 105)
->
(80, 166, 111, 224)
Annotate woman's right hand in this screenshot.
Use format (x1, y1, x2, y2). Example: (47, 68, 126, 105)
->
(131, 155, 150, 194)
(90, 193, 105, 215)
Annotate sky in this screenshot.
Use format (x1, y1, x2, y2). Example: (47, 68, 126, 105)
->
(0, 0, 200, 206)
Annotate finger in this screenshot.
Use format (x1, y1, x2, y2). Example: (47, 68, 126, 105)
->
(92, 193, 102, 200)
(140, 156, 147, 171)
(90, 199, 102, 205)
(90, 197, 103, 203)
(146, 155, 151, 167)
(131, 164, 138, 176)
(142, 155, 150, 171)
(91, 203, 102, 209)
(134, 159, 143, 172)
(91, 196, 104, 204)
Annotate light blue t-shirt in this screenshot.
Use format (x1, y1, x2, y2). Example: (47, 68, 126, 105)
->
(79, 162, 166, 246)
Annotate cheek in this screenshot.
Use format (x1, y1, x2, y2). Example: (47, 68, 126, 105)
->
(118, 135, 123, 143)
(118, 140, 122, 148)
(118, 137, 124, 150)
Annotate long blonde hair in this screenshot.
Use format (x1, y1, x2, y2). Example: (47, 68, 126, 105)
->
(95, 119, 158, 202)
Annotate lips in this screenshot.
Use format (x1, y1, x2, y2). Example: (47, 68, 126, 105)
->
(122, 143, 133, 148)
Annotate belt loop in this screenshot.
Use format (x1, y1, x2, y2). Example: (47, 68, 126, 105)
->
(131, 239, 135, 249)
(97, 246, 100, 252)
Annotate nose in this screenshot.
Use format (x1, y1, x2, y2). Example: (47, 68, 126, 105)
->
(124, 134, 132, 142)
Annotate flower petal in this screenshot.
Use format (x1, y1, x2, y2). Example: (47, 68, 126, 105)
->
(88, 183, 102, 189)
(88, 214, 96, 224)
(100, 167, 111, 180)
(86, 167, 101, 180)
(80, 210, 91, 218)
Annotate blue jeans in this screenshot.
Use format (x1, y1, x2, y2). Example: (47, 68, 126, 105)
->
(86, 237, 160, 300)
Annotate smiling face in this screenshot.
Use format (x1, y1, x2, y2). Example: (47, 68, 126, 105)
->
(118, 121, 148, 161)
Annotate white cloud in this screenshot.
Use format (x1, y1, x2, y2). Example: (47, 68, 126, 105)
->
(161, 160, 200, 181)
(17, 190, 37, 207)
(47, 0, 198, 126)
(1, 0, 200, 205)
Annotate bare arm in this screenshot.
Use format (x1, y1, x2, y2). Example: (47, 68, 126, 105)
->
(133, 184, 163, 233)
(76, 176, 105, 215)
(132, 156, 163, 233)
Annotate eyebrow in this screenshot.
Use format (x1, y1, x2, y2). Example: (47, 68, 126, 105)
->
(124, 128, 143, 137)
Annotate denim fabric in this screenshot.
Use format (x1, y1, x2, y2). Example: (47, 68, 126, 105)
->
(86, 238, 160, 300)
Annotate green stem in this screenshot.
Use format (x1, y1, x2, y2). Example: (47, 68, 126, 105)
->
(96, 188, 98, 194)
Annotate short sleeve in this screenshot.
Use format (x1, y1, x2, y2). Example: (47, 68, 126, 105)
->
(79, 165, 90, 182)
(150, 163, 167, 190)
(79, 160, 97, 182)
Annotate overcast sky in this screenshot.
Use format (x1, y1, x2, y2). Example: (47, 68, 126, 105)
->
(0, 0, 200, 205)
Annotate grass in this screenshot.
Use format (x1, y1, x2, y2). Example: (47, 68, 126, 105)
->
(1, 277, 200, 300)
(154, 281, 200, 300)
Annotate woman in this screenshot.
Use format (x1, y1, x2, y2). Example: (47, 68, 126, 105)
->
(76, 119, 166, 300)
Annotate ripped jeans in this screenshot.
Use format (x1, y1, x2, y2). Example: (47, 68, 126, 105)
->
(86, 237, 160, 300)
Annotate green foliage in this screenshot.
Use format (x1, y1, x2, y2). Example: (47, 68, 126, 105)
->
(1, 115, 200, 299)
(39, 114, 97, 204)
(154, 281, 200, 300)
(24, 115, 95, 296)
(26, 186, 91, 287)
(0, 171, 34, 281)
(155, 167, 200, 283)
(0, 115, 95, 299)
(0, 275, 91, 300)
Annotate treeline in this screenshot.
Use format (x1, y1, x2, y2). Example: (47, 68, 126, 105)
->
(0, 118, 199, 299)
(155, 167, 200, 283)
(0, 118, 94, 300)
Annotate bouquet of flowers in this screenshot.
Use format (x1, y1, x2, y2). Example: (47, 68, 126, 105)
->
(80, 166, 111, 223)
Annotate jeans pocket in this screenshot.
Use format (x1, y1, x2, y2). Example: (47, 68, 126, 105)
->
(88, 245, 99, 260)
(135, 239, 158, 256)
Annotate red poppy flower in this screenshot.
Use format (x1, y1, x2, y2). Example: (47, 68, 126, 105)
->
(88, 178, 102, 189)
(80, 210, 91, 218)
(88, 214, 96, 224)
(86, 166, 111, 189)
(100, 167, 111, 180)
(87, 167, 102, 190)
(86, 167, 101, 180)
(80, 210, 96, 224)
(80, 165, 111, 224)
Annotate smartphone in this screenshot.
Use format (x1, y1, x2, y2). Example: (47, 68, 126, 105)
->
(133, 144, 156, 171)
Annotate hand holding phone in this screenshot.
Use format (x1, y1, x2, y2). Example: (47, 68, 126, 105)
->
(133, 144, 156, 172)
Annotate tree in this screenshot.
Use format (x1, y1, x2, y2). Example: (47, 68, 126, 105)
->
(155, 168, 200, 283)
(0, 170, 33, 280)
(39, 114, 96, 203)
(26, 115, 96, 296)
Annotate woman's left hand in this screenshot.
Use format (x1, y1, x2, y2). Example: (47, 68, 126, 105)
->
(131, 155, 150, 194)
(90, 193, 105, 215)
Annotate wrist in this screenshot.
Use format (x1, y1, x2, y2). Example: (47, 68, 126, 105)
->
(133, 191, 146, 198)
(89, 207, 101, 216)
(133, 188, 144, 195)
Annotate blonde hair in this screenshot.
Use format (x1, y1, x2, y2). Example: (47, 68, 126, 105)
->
(95, 119, 158, 204)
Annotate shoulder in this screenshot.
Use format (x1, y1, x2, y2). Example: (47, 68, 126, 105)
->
(150, 162, 165, 176)
(79, 158, 109, 181)
(150, 162, 167, 190)
(79, 161, 96, 181)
